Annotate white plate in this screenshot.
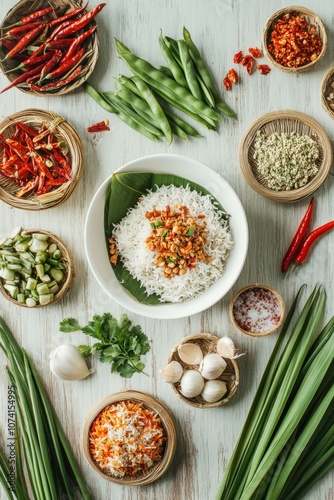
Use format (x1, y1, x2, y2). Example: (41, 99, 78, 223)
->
(84, 154, 248, 319)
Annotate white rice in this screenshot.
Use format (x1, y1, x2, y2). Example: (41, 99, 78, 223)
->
(112, 185, 234, 303)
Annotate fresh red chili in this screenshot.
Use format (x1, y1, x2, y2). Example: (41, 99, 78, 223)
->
(62, 25, 97, 63)
(39, 50, 63, 81)
(0, 62, 45, 94)
(44, 39, 74, 51)
(13, 6, 55, 27)
(3, 23, 46, 60)
(48, 2, 89, 27)
(87, 120, 110, 132)
(282, 197, 314, 272)
(295, 220, 334, 265)
(10, 51, 53, 73)
(54, 3, 106, 39)
(44, 48, 85, 80)
(2, 21, 45, 39)
(30, 64, 83, 92)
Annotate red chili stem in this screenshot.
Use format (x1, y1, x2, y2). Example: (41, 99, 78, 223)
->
(282, 197, 314, 272)
(62, 25, 96, 63)
(295, 220, 334, 265)
(55, 3, 106, 39)
(5, 51, 53, 73)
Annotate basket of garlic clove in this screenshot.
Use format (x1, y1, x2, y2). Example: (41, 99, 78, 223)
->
(160, 333, 242, 408)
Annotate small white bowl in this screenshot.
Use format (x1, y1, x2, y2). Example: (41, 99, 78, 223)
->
(84, 154, 248, 319)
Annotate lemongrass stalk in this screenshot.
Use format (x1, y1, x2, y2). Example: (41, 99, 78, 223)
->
(239, 317, 334, 500)
(14, 420, 30, 500)
(0, 447, 15, 500)
(245, 287, 325, 482)
(216, 285, 310, 499)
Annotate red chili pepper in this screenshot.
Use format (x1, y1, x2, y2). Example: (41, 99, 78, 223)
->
(257, 64, 271, 75)
(55, 3, 106, 39)
(227, 68, 238, 84)
(44, 39, 74, 51)
(233, 50, 243, 63)
(87, 120, 110, 132)
(15, 176, 39, 198)
(281, 197, 314, 272)
(47, 2, 89, 27)
(248, 47, 261, 58)
(44, 48, 85, 80)
(10, 6, 54, 27)
(1, 21, 45, 39)
(53, 151, 71, 176)
(295, 220, 334, 265)
(39, 50, 63, 81)
(223, 76, 232, 91)
(241, 55, 255, 75)
(3, 24, 46, 60)
(9, 51, 53, 73)
(17, 122, 38, 137)
(0, 62, 45, 94)
(62, 25, 97, 63)
(30, 64, 83, 92)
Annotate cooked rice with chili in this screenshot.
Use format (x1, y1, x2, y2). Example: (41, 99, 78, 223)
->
(89, 400, 166, 478)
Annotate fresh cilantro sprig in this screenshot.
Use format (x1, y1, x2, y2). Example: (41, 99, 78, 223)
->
(59, 313, 150, 378)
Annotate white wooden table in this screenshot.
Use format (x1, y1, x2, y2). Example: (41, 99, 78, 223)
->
(1, 1, 334, 499)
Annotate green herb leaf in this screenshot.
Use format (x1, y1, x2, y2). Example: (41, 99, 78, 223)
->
(78, 345, 92, 358)
(59, 318, 81, 332)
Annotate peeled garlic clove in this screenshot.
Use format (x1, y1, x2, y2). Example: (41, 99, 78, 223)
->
(201, 380, 227, 403)
(217, 336, 246, 359)
(177, 343, 203, 365)
(179, 370, 204, 398)
(50, 344, 94, 381)
(200, 352, 227, 380)
(160, 360, 183, 383)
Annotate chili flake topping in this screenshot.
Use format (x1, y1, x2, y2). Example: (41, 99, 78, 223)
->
(145, 204, 212, 279)
(89, 400, 166, 478)
(233, 287, 282, 334)
(268, 12, 323, 68)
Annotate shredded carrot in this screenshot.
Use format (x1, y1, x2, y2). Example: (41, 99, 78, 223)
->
(89, 400, 166, 478)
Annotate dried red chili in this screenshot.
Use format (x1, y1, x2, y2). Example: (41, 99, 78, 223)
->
(248, 47, 261, 58)
(87, 120, 110, 133)
(241, 55, 255, 75)
(268, 12, 323, 68)
(223, 76, 232, 91)
(257, 64, 271, 75)
(233, 50, 243, 63)
(227, 68, 238, 84)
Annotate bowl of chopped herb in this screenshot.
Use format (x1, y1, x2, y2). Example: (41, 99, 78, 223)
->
(83, 390, 177, 485)
(262, 6, 327, 74)
(239, 110, 332, 203)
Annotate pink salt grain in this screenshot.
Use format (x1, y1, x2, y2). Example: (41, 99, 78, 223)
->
(232, 287, 282, 333)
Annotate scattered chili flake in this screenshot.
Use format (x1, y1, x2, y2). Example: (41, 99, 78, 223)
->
(227, 68, 238, 84)
(268, 12, 323, 68)
(223, 76, 232, 91)
(87, 119, 110, 133)
(233, 50, 243, 63)
(89, 400, 166, 478)
(241, 55, 255, 75)
(248, 47, 261, 58)
(232, 286, 282, 334)
(257, 64, 271, 75)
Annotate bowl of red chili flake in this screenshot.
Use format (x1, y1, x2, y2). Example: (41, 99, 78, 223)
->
(230, 284, 285, 337)
(83, 390, 177, 486)
(262, 7, 327, 73)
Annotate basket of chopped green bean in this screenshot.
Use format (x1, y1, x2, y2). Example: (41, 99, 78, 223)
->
(0, 227, 74, 307)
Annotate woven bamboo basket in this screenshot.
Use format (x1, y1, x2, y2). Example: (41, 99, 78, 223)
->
(0, 108, 84, 210)
(83, 390, 177, 486)
(320, 66, 334, 119)
(168, 333, 239, 409)
(239, 110, 332, 203)
(229, 284, 285, 338)
(262, 6, 327, 73)
(0, 228, 75, 308)
(0, 0, 99, 96)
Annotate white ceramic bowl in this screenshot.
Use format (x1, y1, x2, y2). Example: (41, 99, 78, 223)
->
(84, 154, 248, 319)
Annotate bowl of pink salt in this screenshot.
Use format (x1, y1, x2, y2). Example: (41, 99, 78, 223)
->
(229, 284, 285, 337)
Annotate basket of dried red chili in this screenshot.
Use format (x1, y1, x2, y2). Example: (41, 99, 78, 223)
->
(83, 390, 177, 486)
(0, 108, 84, 209)
(262, 7, 327, 73)
(0, 0, 103, 95)
(230, 284, 285, 338)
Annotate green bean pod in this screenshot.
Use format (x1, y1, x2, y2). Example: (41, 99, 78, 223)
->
(159, 31, 187, 88)
(177, 39, 202, 100)
(111, 89, 160, 127)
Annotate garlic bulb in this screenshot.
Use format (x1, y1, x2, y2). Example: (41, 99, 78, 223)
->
(201, 380, 227, 403)
(179, 370, 204, 398)
(160, 360, 183, 383)
(200, 353, 227, 380)
(216, 336, 246, 359)
(177, 343, 203, 365)
(50, 344, 94, 381)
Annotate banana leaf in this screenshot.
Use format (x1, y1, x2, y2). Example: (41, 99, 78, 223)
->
(104, 172, 230, 304)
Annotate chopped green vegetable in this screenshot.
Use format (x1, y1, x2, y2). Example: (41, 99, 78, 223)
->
(59, 313, 151, 378)
(186, 225, 196, 236)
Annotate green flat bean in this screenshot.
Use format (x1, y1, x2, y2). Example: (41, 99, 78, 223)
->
(111, 89, 159, 126)
(159, 31, 187, 88)
(132, 75, 173, 144)
(177, 39, 202, 100)
(115, 39, 222, 123)
(164, 37, 182, 66)
(163, 107, 201, 137)
(84, 82, 116, 113)
(196, 73, 215, 107)
(157, 65, 174, 79)
(182, 26, 237, 118)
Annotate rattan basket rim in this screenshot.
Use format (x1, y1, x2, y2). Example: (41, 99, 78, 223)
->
(229, 284, 285, 338)
(0, 228, 75, 308)
(262, 6, 327, 74)
(168, 333, 240, 409)
(320, 66, 334, 120)
(239, 109, 332, 203)
(0, 108, 84, 210)
(82, 390, 177, 486)
(0, 0, 99, 96)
